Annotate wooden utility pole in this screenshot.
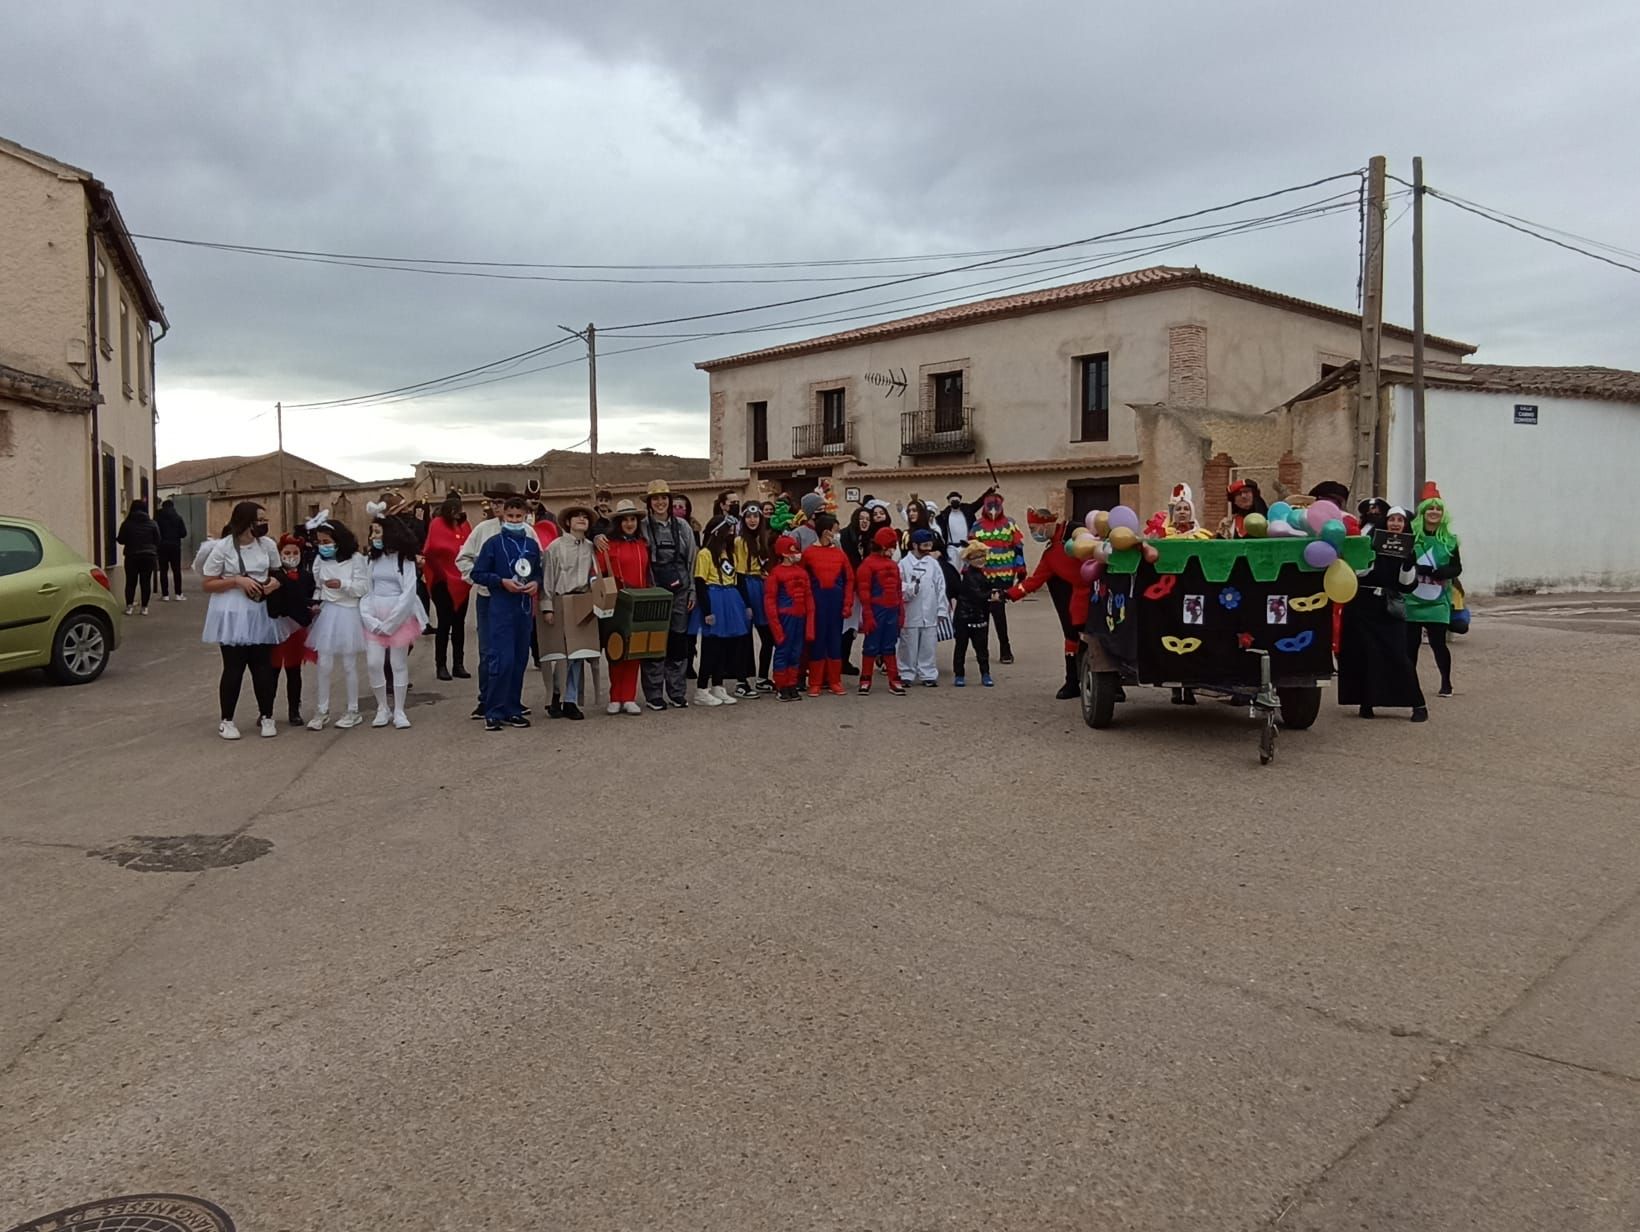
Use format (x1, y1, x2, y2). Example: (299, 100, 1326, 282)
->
(275, 401, 288, 532)
(1411, 155, 1428, 501)
(1355, 155, 1386, 499)
(585, 322, 600, 506)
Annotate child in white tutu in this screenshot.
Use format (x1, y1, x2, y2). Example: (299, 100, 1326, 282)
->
(307, 520, 370, 730)
(360, 515, 429, 728)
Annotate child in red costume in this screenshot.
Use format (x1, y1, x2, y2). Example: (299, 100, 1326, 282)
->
(1008, 520, 1095, 700)
(599, 499, 652, 715)
(854, 526, 905, 696)
(765, 535, 815, 701)
(802, 514, 854, 696)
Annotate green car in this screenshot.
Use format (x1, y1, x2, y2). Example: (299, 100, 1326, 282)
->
(0, 515, 123, 684)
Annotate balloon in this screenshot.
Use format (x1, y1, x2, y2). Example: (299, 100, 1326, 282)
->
(1068, 535, 1100, 560)
(1093, 510, 1110, 537)
(1306, 500, 1342, 532)
(1242, 513, 1268, 538)
(1071, 526, 1094, 542)
(1107, 526, 1139, 551)
(1268, 501, 1292, 524)
(1268, 519, 1296, 537)
(1342, 514, 1361, 536)
(1079, 559, 1104, 582)
(1107, 505, 1140, 533)
(1288, 506, 1310, 532)
(1303, 540, 1338, 568)
(1321, 518, 1347, 547)
(1084, 510, 1104, 533)
(1140, 542, 1160, 564)
(1324, 558, 1359, 603)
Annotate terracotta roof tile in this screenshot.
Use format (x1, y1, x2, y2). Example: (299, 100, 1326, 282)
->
(1403, 358, 1640, 403)
(156, 453, 272, 487)
(697, 266, 1474, 371)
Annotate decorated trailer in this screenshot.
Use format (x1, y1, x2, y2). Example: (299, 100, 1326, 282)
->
(1079, 535, 1374, 763)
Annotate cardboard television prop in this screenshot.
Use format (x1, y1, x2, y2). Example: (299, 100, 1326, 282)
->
(600, 586, 675, 662)
(1088, 537, 1374, 688)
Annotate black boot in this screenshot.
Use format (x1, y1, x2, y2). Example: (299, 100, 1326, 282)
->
(1055, 653, 1079, 700)
(436, 651, 452, 682)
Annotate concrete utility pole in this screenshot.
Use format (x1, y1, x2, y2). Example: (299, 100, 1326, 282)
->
(1411, 155, 1428, 501)
(1355, 155, 1386, 500)
(275, 401, 287, 533)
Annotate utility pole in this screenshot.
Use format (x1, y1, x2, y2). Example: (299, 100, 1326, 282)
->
(586, 322, 599, 507)
(1355, 155, 1386, 500)
(1411, 155, 1428, 501)
(275, 400, 287, 533)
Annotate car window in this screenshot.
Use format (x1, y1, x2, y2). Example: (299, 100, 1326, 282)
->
(0, 525, 45, 577)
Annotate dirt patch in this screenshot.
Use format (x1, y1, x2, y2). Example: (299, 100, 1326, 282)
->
(86, 833, 273, 873)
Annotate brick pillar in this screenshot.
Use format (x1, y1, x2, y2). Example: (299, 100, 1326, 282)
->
(1168, 324, 1208, 410)
(1277, 450, 1303, 498)
(1201, 452, 1234, 526)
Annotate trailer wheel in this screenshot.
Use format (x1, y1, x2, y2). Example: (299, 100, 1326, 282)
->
(1080, 652, 1119, 729)
(1277, 685, 1322, 731)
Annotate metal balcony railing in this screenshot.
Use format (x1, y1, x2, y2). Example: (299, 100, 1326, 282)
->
(900, 406, 975, 456)
(793, 419, 855, 458)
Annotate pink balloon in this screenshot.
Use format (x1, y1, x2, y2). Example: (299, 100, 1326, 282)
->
(1268, 519, 1296, 537)
(1079, 558, 1104, 582)
(1084, 510, 1103, 533)
(1107, 505, 1140, 533)
(1306, 500, 1342, 532)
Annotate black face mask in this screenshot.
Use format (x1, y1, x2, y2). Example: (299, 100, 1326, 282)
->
(253, 521, 269, 537)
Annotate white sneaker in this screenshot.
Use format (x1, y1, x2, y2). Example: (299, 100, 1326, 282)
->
(219, 720, 241, 741)
(371, 708, 392, 728)
(140, 606, 150, 616)
(392, 712, 411, 729)
(307, 711, 329, 731)
(335, 710, 363, 729)
(161, 595, 171, 602)
(694, 688, 723, 707)
(622, 701, 642, 715)
(124, 605, 134, 616)
(176, 593, 187, 601)
(607, 702, 622, 715)
(259, 717, 278, 738)
(711, 685, 738, 705)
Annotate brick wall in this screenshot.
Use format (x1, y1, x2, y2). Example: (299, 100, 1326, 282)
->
(1278, 450, 1304, 497)
(1201, 452, 1234, 526)
(1168, 324, 1208, 410)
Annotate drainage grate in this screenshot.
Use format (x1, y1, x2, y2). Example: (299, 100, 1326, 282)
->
(4, 1193, 235, 1232)
(87, 834, 273, 873)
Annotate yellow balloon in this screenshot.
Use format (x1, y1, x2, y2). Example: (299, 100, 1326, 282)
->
(1323, 558, 1358, 603)
(1071, 526, 1095, 541)
(1069, 535, 1100, 559)
(1107, 526, 1138, 552)
(1093, 510, 1111, 537)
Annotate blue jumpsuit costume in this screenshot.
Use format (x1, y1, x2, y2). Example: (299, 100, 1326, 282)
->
(472, 529, 542, 722)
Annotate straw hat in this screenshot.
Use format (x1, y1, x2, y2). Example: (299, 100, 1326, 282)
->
(612, 499, 642, 517)
(646, 479, 672, 497)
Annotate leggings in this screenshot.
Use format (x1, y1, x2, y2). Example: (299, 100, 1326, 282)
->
(124, 557, 155, 607)
(755, 624, 775, 680)
(219, 644, 276, 721)
(698, 637, 733, 688)
(315, 652, 361, 715)
(987, 598, 1012, 656)
(954, 622, 991, 675)
(158, 543, 183, 595)
(365, 642, 410, 716)
(1406, 622, 1453, 689)
(431, 582, 469, 668)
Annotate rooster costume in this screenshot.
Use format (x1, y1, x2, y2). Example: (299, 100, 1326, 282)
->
(802, 537, 854, 696)
(970, 493, 1024, 662)
(855, 527, 905, 693)
(1008, 521, 1093, 700)
(765, 535, 816, 700)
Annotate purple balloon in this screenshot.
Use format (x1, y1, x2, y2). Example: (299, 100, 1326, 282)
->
(1079, 558, 1104, 583)
(1303, 539, 1339, 568)
(1107, 505, 1140, 533)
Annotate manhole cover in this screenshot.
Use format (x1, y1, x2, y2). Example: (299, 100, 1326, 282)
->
(4, 1192, 235, 1232)
(87, 834, 273, 873)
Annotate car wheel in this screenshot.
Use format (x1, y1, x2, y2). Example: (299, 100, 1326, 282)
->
(49, 612, 111, 685)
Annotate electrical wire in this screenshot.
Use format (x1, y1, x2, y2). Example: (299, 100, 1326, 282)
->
(1419, 187, 1640, 277)
(281, 334, 579, 409)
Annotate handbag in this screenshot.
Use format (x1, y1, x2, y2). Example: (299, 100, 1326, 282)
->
(235, 544, 268, 603)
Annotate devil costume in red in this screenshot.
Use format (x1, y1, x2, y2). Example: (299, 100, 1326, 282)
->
(1008, 521, 1092, 699)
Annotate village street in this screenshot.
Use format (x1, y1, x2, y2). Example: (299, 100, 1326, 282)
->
(1, 594, 1637, 1231)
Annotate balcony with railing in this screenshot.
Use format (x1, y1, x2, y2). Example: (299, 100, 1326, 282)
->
(793, 419, 856, 459)
(900, 406, 975, 456)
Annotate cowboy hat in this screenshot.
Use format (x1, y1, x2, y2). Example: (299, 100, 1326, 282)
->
(646, 479, 672, 497)
(612, 498, 642, 517)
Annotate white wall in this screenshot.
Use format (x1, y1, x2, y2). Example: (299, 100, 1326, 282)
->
(1387, 386, 1640, 594)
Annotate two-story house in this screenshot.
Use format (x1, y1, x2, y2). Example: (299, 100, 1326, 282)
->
(699, 265, 1472, 529)
(0, 135, 167, 573)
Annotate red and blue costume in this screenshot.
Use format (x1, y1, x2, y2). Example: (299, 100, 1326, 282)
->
(765, 547, 816, 695)
(802, 541, 854, 696)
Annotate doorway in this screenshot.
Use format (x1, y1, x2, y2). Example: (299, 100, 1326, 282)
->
(1068, 476, 1137, 527)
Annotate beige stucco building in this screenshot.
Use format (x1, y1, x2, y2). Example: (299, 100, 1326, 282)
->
(700, 266, 1472, 532)
(0, 135, 167, 571)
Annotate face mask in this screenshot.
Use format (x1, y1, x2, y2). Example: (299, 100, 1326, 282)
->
(502, 522, 527, 536)
(253, 521, 269, 537)
(370, 537, 384, 551)
(281, 555, 301, 570)
(317, 544, 337, 559)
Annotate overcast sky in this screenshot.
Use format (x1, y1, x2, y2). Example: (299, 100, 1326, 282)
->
(4, 1, 1636, 481)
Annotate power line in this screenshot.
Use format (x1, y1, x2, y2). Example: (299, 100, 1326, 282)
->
(282, 335, 579, 410)
(1415, 186, 1640, 277)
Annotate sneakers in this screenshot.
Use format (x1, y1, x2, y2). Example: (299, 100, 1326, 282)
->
(175, 593, 187, 602)
(307, 711, 329, 731)
(335, 710, 364, 729)
(506, 714, 532, 728)
(259, 717, 278, 738)
(562, 703, 585, 721)
(669, 697, 689, 709)
(288, 711, 303, 727)
(921, 679, 938, 688)
(755, 678, 775, 693)
(858, 680, 873, 695)
(953, 676, 966, 688)
(888, 682, 907, 696)
(392, 712, 412, 730)
(981, 674, 994, 687)
(218, 719, 241, 741)
(470, 703, 486, 720)
(140, 606, 150, 616)
(1437, 684, 1454, 698)
(695, 688, 723, 707)
(732, 682, 757, 699)
(607, 701, 623, 715)
(622, 701, 643, 715)
(485, 718, 504, 732)
(124, 605, 134, 616)
(371, 708, 392, 728)
(646, 699, 669, 712)
(1411, 706, 1430, 723)
(161, 594, 172, 602)
(712, 685, 738, 705)
(999, 652, 1015, 665)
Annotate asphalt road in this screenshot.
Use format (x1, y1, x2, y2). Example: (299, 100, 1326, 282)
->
(1, 593, 1636, 1230)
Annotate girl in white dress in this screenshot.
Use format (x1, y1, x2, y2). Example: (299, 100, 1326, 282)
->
(360, 516, 429, 728)
(306, 520, 371, 730)
(200, 500, 286, 740)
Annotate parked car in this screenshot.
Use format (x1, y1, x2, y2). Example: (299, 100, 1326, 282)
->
(0, 516, 122, 684)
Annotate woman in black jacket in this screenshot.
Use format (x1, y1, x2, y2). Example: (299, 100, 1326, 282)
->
(155, 498, 189, 599)
(115, 500, 161, 614)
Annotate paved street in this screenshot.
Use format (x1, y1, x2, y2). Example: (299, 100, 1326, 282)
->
(1, 593, 1637, 1231)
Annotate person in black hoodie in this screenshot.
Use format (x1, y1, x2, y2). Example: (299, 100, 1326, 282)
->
(950, 541, 995, 687)
(265, 533, 319, 726)
(115, 499, 161, 614)
(155, 498, 188, 600)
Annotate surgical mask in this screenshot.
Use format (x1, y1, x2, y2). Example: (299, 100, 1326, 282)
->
(253, 521, 269, 537)
(317, 544, 337, 559)
(281, 554, 301, 569)
(370, 537, 384, 550)
(502, 522, 527, 535)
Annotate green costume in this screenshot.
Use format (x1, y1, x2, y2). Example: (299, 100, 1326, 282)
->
(1404, 498, 1461, 625)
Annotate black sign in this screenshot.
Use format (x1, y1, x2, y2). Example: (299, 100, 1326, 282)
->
(1514, 403, 1539, 425)
(1372, 529, 1413, 560)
